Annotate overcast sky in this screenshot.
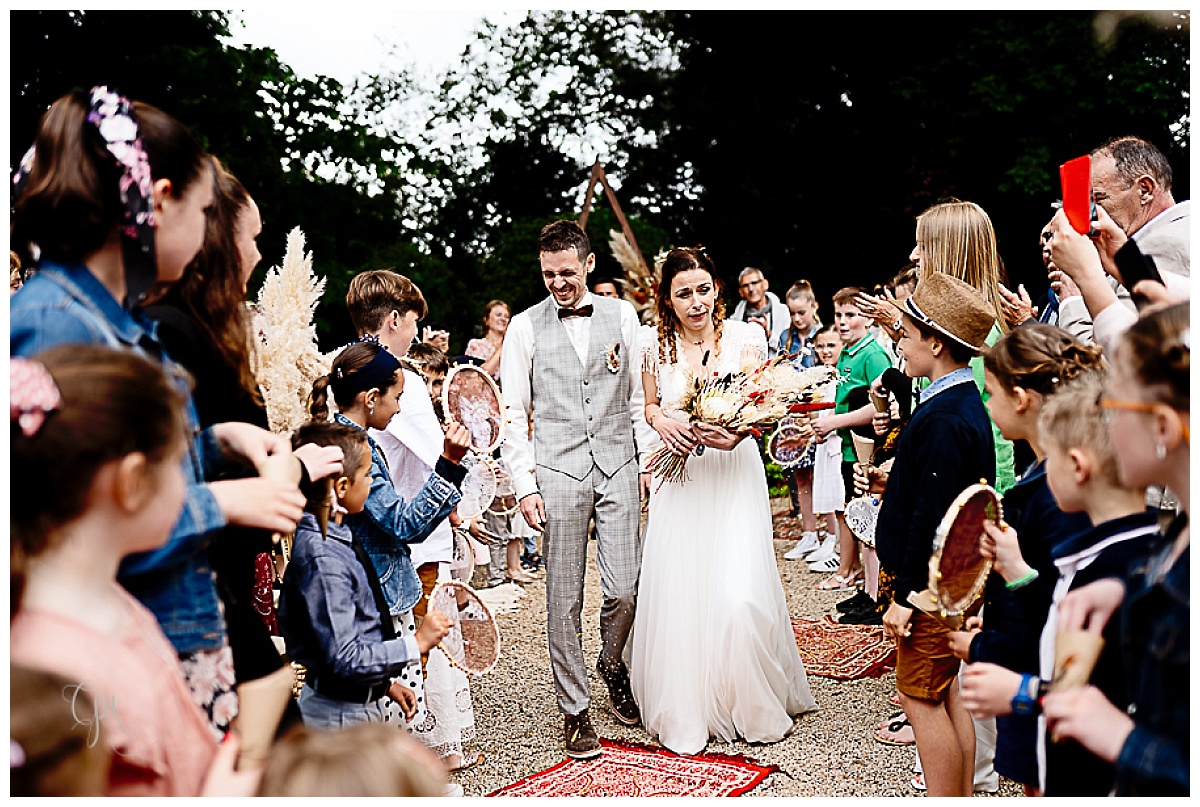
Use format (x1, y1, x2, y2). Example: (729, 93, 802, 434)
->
(227, 8, 514, 85)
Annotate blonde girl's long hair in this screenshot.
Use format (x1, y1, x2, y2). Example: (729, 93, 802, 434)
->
(916, 199, 1007, 332)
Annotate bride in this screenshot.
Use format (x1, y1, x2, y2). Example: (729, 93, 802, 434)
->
(630, 247, 816, 756)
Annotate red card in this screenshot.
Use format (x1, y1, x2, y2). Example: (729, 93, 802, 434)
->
(1060, 155, 1093, 235)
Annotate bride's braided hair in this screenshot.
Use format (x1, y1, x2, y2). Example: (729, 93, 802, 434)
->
(655, 247, 726, 366)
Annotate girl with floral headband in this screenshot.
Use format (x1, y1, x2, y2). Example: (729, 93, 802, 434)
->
(10, 346, 255, 797)
(10, 87, 315, 736)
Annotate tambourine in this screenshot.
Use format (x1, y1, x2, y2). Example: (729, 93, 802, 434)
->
(907, 482, 1000, 629)
(426, 581, 501, 676)
(442, 364, 505, 455)
(766, 418, 811, 468)
(456, 453, 499, 521)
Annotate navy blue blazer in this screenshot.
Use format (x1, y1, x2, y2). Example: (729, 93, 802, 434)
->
(875, 379, 996, 607)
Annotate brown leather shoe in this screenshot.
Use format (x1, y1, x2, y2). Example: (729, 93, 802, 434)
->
(596, 660, 640, 726)
(563, 710, 602, 759)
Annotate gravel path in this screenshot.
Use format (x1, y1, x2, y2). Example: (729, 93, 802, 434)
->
(452, 499, 1022, 797)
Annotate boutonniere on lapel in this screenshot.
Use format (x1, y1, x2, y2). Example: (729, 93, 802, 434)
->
(604, 342, 622, 374)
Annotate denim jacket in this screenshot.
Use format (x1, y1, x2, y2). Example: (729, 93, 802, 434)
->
(1114, 523, 1189, 796)
(335, 413, 464, 614)
(11, 260, 228, 654)
(777, 323, 818, 368)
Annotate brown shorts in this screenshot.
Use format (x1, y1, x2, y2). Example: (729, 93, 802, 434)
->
(896, 611, 959, 703)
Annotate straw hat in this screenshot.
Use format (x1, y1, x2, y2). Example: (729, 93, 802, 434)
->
(903, 273, 995, 353)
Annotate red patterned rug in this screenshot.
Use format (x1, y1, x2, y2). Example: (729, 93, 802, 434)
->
(487, 738, 777, 797)
(791, 615, 896, 680)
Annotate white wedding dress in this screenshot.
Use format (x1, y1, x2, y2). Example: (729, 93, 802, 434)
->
(629, 320, 817, 756)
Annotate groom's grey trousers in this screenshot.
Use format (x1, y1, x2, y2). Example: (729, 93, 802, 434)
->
(540, 460, 642, 715)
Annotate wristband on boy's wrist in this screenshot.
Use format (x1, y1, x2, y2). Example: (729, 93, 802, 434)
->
(1010, 673, 1041, 715)
(1005, 569, 1039, 591)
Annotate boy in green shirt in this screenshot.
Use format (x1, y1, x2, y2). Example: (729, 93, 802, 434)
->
(811, 287, 891, 589)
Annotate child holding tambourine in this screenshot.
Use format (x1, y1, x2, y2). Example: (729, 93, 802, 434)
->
(873, 273, 998, 796)
(946, 324, 1101, 794)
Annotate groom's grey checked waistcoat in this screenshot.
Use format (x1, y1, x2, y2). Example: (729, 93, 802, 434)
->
(529, 295, 636, 479)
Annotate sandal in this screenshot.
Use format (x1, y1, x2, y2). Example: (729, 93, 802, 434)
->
(814, 574, 856, 592)
(447, 751, 484, 773)
(876, 710, 905, 730)
(889, 692, 902, 707)
(911, 772, 926, 791)
(875, 717, 915, 746)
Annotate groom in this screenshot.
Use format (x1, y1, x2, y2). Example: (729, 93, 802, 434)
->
(500, 219, 654, 759)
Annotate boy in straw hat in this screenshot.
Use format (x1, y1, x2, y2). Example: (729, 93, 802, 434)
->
(873, 272, 997, 796)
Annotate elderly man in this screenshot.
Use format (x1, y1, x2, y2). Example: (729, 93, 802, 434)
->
(731, 267, 790, 356)
(1090, 135, 1190, 277)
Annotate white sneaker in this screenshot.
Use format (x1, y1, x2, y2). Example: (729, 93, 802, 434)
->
(809, 554, 841, 573)
(784, 531, 819, 560)
(806, 537, 836, 565)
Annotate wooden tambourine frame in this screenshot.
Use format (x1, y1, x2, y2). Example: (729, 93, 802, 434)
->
(456, 453, 499, 521)
(427, 581, 501, 676)
(441, 364, 506, 456)
(767, 418, 811, 468)
(907, 482, 1000, 629)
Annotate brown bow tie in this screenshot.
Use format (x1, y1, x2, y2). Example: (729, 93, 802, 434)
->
(557, 304, 594, 319)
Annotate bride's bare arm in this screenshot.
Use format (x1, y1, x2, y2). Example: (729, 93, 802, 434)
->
(644, 370, 696, 456)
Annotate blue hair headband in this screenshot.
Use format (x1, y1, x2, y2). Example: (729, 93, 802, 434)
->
(331, 347, 401, 397)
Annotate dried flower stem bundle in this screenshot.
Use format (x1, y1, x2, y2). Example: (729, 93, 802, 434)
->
(248, 227, 330, 434)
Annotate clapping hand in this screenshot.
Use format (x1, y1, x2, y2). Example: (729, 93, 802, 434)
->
(423, 327, 450, 353)
(999, 283, 1037, 327)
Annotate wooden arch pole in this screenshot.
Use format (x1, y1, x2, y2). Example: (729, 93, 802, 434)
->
(577, 160, 651, 277)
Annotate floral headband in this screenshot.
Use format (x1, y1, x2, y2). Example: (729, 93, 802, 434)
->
(12, 86, 159, 309)
(11, 358, 62, 437)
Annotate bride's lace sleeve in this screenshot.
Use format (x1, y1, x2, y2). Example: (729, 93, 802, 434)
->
(639, 323, 659, 377)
